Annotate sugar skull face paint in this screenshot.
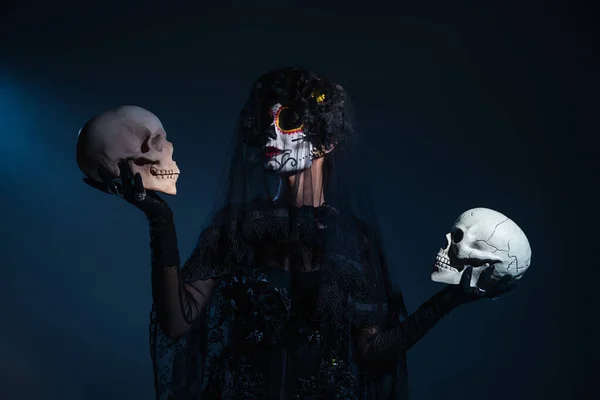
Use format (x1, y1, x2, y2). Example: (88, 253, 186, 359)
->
(264, 103, 314, 173)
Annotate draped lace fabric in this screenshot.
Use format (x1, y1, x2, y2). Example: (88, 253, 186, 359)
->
(150, 202, 407, 399)
(149, 68, 408, 399)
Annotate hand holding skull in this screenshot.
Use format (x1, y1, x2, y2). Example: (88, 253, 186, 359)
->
(84, 160, 172, 221)
(431, 207, 530, 303)
(77, 105, 180, 220)
(455, 264, 519, 302)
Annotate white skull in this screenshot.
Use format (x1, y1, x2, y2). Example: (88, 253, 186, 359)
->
(76, 105, 180, 195)
(432, 208, 532, 287)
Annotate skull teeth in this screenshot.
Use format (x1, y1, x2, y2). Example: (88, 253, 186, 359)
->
(434, 255, 459, 272)
(150, 168, 180, 179)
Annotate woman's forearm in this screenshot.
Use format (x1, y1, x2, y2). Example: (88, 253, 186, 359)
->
(356, 288, 467, 366)
(149, 216, 216, 339)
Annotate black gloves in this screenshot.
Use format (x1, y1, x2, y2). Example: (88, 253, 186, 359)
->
(438, 265, 520, 310)
(83, 160, 180, 268)
(84, 160, 173, 221)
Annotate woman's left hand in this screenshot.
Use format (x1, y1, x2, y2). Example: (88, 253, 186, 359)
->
(458, 265, 520, 301)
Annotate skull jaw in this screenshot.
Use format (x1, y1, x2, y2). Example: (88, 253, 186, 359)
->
(143, 174, 179, 195)
(430, 264, 486, 287)
(132, 164, 180, 196)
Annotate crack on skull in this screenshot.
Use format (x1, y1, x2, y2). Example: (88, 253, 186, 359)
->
(473, 239, 520, 273)
(487, 218, 509, 242)
(506, 241, 517, 271)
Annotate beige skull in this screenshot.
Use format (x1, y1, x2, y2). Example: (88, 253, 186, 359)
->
(76, 105, 180, 195)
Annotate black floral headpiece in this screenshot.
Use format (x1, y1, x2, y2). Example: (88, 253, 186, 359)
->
(241, 67, 349, 150)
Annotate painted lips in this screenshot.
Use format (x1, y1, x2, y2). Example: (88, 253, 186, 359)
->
(265, 146, 283, 159)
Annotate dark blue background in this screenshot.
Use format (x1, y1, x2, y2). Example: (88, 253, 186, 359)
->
(0, 1, 594, 399)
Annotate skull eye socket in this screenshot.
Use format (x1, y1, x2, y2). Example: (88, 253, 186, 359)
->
(277, 108, 303, 131)
(141, 131, 164, 153)
(452, 228, 464, 244)
(150, 133, 164, 151)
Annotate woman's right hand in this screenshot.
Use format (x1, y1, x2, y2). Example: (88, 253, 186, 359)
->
(83, 160, 173, 221)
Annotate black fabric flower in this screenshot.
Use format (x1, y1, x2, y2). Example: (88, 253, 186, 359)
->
(296, 353, 358, 399)
(223, 273, 290, 347)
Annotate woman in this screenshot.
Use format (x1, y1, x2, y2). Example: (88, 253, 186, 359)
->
(86, 67, 516, 399)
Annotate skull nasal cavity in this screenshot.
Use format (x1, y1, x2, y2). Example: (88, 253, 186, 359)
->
(442, 235, 449, 249)
(452, 228, 464, 243)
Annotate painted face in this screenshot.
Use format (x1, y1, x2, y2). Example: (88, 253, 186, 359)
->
(264, 103, 314, 173)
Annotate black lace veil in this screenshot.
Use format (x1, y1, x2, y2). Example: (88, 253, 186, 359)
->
(150, 67, 407, 399)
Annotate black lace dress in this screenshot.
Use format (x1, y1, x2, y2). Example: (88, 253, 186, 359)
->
(200, 267, 359, 399)
(150, 201, 416, 399)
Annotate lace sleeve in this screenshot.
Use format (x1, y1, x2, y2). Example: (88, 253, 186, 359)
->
(152, 266, 216, 339)
(354, 287, 465, 368)
(150, 218, 217, 339)
(180, 226, 223, 282)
